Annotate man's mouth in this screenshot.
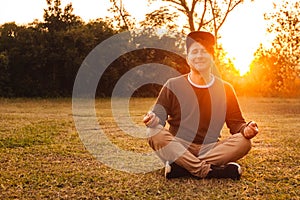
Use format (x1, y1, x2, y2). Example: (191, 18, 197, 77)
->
(194, 58, 206, 63)
(194, 61, 205, 65)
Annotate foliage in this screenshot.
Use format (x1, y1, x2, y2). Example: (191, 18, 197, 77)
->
(0, 1, 116, 97)
(214, 46, 240, 79)
(108, 0, 136, 31)
(145, 0, 253, 44)
(43, 0, 83, 32)
(244, 1, 300, 97)
(0, 0, 189, 97)
(0, 51, 11, 95)
(265, 1, 300, 66)
(0, 0, 299, 97)
(140, 6, 180, 30)
(98, 30, 189, 97)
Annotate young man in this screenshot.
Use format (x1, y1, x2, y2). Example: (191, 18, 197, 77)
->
(143, 31, 259, 180)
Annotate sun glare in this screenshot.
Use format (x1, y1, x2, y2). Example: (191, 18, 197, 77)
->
(0, 0, 281, 77)
(218, 1, 274, 76)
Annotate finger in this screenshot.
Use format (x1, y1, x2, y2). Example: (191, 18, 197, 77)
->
(146, 116, 154, 126)
(243, 130, 252, 139)
(143, 111, 154, 123)
(244, 126, 258, 139)
(249, 121, 258, 128)
(249, 122, 258, 132)
(250, 125, 259, 134)
(143, 115, 151, 123)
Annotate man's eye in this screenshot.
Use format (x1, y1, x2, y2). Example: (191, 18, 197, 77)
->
(191, 49, 207, 54)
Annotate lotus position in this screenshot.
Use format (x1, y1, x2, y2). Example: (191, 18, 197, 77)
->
(143, 31, 258, 180)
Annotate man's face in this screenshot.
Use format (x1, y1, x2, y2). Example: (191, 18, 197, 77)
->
(186, 42, 213, 73)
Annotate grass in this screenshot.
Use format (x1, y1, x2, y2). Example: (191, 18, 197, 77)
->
(0, 97, 299, 199)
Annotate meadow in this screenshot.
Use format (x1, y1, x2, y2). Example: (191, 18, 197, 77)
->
(0, 97, 299, 199)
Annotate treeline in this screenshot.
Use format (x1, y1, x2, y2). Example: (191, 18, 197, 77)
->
(0, 1, 192, 97)
(0, 20, 110, 97)
(0, 0, 299, 97)
(0, 2, 113, 97)
(0, 21, 187, 97)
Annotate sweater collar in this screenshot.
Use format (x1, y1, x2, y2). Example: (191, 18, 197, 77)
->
(187, 73, 215, 88)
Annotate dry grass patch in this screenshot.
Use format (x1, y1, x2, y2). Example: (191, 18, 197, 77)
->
(0, 97, 299, 199)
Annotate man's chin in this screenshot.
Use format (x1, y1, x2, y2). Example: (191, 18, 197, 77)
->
(194, 66, 209, 73)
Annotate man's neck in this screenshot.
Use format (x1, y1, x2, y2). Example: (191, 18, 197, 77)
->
(189, 70, 211, 85)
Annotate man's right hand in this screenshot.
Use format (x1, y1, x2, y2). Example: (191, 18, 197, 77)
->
(143, 111, 160, 127)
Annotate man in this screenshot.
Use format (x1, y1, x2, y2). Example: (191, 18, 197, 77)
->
(143, 31, 258, 180)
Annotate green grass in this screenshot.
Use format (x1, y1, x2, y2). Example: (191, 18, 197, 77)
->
(0, 97, 299, 199)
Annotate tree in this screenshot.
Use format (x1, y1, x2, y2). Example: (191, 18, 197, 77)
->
(264, 1, 300, 75)
(248, 1, 300, 96)
(96, 29, 189, 97)
(146, 0, 253, 44)
(108, 0, 136, 31)
(43, 0, 82, 32)
(0, 51, 11, 96)
(0, 22, 19, 51)
(61, 19, 116, 96)
(140, 6, 180, 30)
(214, 46, 240, 79)
(0, 18, 117, 97)
(41, 0, 84, 95)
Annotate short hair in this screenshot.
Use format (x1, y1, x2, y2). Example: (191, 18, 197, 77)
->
(186, 31, 216, 56)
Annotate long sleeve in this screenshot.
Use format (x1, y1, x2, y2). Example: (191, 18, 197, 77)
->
(152, 81, 173, 127)
(225, 83, 247, 134)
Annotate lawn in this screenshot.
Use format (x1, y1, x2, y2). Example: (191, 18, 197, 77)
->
(0, 97, 299, 199)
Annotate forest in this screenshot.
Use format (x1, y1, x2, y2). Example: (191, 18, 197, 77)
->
(0, 0, 299, 97)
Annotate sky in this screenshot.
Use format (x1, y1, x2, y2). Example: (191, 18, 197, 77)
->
(0, 0, 283, 75)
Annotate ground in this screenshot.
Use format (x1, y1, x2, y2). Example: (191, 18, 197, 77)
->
(0, 97, 299, 199)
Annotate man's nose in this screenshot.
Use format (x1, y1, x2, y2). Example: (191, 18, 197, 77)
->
(195, 52, 204, 58)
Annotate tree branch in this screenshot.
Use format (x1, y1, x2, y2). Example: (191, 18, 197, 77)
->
(198, 0, 208, 30)
(216, 0, 242, 32)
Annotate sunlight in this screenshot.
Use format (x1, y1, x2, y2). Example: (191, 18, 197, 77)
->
(0, 0, 47, 24)
(219, 0, 274, 76)
(231, 56, 252, 76)
(219, 29, 260, 76)
(63, 0, 112, 21)
(0, 0, 281, 77)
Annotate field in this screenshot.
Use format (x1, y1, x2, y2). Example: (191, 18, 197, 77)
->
(0, 97, 299, 199)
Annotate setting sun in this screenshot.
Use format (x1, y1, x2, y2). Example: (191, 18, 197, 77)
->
(0, 0, 283, 76)
(120, 0, 276, 76)
(218, 1, 275, 76)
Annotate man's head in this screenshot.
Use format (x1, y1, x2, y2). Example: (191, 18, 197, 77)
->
(186, 31, 215, 56)
(186, 31, 216, 73)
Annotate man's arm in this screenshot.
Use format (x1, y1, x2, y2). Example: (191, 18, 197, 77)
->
(225, 83, 259, 139)
(143, 82, 172, 127)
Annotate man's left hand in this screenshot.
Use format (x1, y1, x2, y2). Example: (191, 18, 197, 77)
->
(243, 121, 259, 139)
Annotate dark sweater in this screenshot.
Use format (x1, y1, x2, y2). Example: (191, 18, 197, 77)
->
(152, 74, 246, 144)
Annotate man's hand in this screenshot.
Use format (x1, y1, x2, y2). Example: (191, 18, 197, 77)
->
(143, 111, 160, 127)
(243, 121, 259, 139)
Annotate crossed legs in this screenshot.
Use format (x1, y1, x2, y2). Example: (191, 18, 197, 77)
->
(147, 128, 252, 178)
